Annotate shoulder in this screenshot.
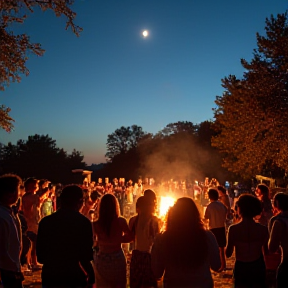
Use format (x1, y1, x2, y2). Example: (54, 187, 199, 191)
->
(118, 216, 128, 226)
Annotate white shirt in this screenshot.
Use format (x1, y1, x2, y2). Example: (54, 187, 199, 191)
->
(204, 200, 227, 229)
(0, 205, 22, 272)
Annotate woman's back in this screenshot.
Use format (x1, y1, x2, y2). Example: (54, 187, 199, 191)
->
(152, 230, 220, 288)
(93, 217, 128, 253)
(229, 219, 268, 262)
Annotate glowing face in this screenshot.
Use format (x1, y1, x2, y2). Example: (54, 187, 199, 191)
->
(142, 30, 148, 37)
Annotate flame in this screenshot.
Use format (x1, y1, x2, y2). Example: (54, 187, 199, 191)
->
(159, 196, 176, 218)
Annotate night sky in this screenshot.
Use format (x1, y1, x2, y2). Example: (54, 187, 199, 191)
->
(1, 0, 287, 164)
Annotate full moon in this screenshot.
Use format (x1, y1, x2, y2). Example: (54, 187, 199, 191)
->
(142, 30, 148, 37)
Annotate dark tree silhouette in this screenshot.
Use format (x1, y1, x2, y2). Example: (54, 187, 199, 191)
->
(0, 134, 85, 183)
(105, 125, 147, 161)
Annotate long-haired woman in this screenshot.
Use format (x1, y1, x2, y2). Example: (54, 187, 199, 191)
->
(92, 193, 133, 288)
(151, 197, 221, 288)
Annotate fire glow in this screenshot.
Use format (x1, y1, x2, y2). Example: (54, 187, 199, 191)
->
(159, 196, 176, 218)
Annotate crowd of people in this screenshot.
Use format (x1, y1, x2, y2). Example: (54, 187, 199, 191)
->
(0, 173, 288, 288)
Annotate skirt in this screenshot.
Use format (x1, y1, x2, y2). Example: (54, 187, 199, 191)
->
(94, 249, 127, 288)
(234, 255, 266, 288)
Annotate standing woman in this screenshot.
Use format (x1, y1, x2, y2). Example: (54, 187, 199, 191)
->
(268, 192, 288, 288)
(255, 184, 273, 226)
(226, 194, 269, 288)
(92, 193, 133, 288)
(151, 197, 221, 288)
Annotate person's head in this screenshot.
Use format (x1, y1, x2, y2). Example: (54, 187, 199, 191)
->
(167, 197, 203, 231)
(143, 189, 156, 203)
(237, 194, 262, 218)
(0, 174, 22, 206)
(208, 188, 219, 201)
(38, 179, 50, 193)
(273, 192, 288, 212)
(60, 185, 84, 211)
(24, 177, 39, 193)
(136, 196, 145, 213)
(165, 197, 207, 270)
(136, 195, 154, 215)
(90, 190, 100, 202)
(217, 185, 227, 196)
(255, 184, 270, 201)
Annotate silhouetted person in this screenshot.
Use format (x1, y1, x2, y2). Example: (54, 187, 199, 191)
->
(36, 185, 95, 288)
(0, 174, 24, 288)
(269, 192, 288, 288)
(226, 194, 268, 288)
(92, 193, 133, 288)
(129, 196, 159, 288)
(204, 188, 227, 271)
(255, 184, 273, 226)
(22, 177, 41, 269)
(151, 197, 221, 288)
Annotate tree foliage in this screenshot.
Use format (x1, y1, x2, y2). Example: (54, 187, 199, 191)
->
(212, 12, 288, 179)
(0, 0, 81, 131)
(104, 121, 232, 183)
(0, 104, 14, 132)
(105, 125, 147, 161)
(0, 134, 86, 183)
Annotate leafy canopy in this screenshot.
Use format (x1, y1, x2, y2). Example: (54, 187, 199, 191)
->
(212, 12, 288, 179)
(0, 0, 81, 131)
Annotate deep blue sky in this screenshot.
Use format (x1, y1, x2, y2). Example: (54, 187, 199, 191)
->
(1, 0, 287, 164)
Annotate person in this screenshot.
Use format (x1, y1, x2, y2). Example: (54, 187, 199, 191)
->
(151, 197, 221, 288)
(255, 184, 273, 226)
(204, 188, 227, 271)
(36, 185, 95, 288)
(268, 192, 288, 288)
(21, 177, 41, 269)
(0, 174, 24, 288)
(92, 193, 133, 288)
(226, 194, 268, 288)
(129, 196, 160, 288)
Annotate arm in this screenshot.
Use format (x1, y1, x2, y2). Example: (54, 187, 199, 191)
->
(225, 226, 234, 258)
(151, 234, 165, 279)
(36, 219, 46, 264)
(79, 221, 95, 285)
(120, 217, 134, 243)
(268, 220, 283, 253)
(262, 226, 269, 255)
(207, 231, 221, 272)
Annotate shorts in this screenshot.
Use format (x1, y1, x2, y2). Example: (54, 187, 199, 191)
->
(210, 227, 226, 247)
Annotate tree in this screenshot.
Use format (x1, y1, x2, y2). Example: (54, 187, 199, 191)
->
(212, 12, 288, 179)
(0, 104, 14, 132)
(105, 125, 147, 161)
(1, 134, 86, 183)
(0, 0, 81, 131)
(156, 121, 197, 137)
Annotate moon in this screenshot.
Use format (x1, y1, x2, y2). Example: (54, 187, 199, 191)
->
(142, 30, 149, 37)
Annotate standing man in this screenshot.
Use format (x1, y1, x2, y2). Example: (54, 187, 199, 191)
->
(0, 174, 23, 288)
(36, 185, 95, 288)
(204, 188, 227, 272)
